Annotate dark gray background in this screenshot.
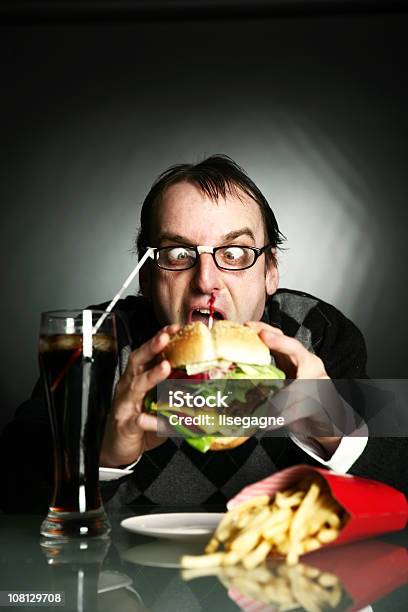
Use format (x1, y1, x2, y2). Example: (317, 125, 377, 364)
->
(1, 4, 407, 432)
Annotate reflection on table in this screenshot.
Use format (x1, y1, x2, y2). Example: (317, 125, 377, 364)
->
(1, 507, 408, 611)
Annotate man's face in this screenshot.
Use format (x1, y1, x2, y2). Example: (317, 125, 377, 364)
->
(141, 181, 279, 326)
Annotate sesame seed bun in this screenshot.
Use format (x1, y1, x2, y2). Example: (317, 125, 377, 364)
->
(164, 320, 271, 368)
(163, 322, 215, 367)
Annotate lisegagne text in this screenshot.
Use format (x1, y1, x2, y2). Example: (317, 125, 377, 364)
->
(168, 413, 285, 429)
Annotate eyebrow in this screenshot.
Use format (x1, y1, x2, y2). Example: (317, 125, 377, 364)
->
(157, 228, 256, 246)
(222, 228, 256, 243)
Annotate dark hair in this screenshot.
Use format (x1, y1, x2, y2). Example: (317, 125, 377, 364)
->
(136, 154, 285, 263)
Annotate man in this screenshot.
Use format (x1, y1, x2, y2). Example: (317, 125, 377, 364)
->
(0, 155, 405, 512)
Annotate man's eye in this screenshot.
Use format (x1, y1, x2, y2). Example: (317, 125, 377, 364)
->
(223, 247, 245, 260)
(167, 247, 190, 260)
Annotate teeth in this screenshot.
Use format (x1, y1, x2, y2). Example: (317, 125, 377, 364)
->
(195, 308, 211, 314)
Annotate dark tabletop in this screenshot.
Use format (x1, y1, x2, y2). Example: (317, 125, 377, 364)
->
(1, 505, 408, 612)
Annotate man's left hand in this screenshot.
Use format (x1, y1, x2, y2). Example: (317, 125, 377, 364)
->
(246, 321, 341, 459)
(245, 321, 329, 380)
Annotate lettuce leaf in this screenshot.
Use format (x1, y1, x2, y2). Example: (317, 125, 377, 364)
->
(149, 405, 215, 453)
(184, 436, 214, 453)
(232, 363, 286, 380)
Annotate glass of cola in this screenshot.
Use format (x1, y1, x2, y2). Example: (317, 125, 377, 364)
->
(39, 309, 117, 540)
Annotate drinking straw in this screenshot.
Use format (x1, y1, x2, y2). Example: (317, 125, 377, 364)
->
(50, 310, 92, 391)
(50, 248, 155, 391)
(50, 345, 82, 392)
(79, 309, 93, 512)
(82, 309, 93, 358)
(94, 248, 155, 333)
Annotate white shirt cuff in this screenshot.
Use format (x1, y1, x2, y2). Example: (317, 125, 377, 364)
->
(289, 422, 368, 474)
(100, 455, 142, 471)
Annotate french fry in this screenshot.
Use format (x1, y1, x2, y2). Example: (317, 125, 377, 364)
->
(204, 536, 220, 554)
(180, 474, 347, 575)
(275, 490, 305, 509)
(239, 506, 273, 533)
(289, 482, 320, 544)
(270, 530, 288, 546)
(213, 494, 269, 539)
(302, 537, 321, 553)
(325, 511, 341, 529)
(229, 509, 275, 554)
(228, 494, 270, 517)
(263, 518, 291, 541)
(221, 550, 246, 566)
(286, 541, 303, 566)
(263, 507, 292, 528)
(230, 528, 261, 555)
(235, 504, 267, 529)
(317, 528, 339, 543)
(307, 512, 331, 536)
(276, 539, 290, 555)
(242, 540, 272, 570)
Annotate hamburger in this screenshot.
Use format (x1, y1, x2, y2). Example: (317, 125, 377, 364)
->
(145, 320, 285, 452)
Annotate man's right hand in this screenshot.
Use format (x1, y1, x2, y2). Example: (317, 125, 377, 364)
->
(100, 324, 179, 468)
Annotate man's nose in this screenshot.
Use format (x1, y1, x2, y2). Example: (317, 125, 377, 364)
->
(190, 253, 223, 294)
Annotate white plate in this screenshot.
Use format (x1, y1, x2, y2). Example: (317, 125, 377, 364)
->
(120, 512, 224, 542)
(99, 467, 133, 481)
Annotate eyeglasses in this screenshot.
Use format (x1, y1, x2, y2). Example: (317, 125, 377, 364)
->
(146, 244, 272, 271)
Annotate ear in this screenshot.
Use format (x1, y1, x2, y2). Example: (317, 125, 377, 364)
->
(139, 261, 152, 299)
(265, 250, 279, 296)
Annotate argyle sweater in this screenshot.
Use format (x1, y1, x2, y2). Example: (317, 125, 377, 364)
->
(0, 289, 374, 513)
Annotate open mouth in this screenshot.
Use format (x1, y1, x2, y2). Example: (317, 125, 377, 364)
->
(189, 308, 224, 326)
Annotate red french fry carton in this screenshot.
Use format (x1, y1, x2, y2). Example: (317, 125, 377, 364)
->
(227, 465, 408, 549)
